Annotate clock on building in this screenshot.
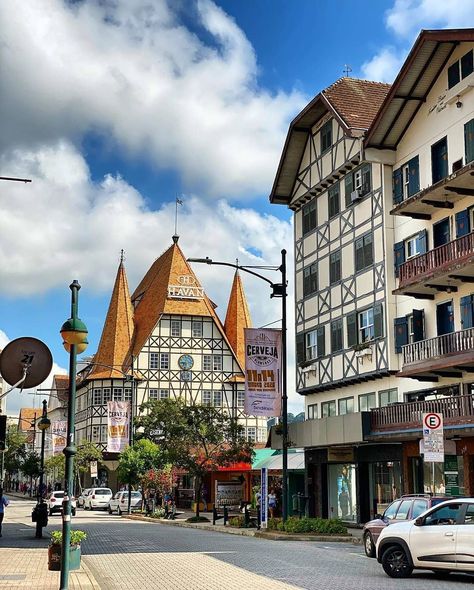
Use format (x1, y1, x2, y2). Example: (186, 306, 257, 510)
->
(178, 354, 194, 370)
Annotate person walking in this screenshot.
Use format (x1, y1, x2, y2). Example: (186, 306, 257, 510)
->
(0, 489, 10, 537)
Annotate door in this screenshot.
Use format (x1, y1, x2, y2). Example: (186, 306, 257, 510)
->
(409, 502, 463, 569)
(433, 217, 450, 248)
(437, 300, 454, 336)
(455, 503, 474, 571)
(432, 137, 448, 184)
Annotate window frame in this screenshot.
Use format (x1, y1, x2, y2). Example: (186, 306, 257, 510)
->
(307, 403, 318, 420)
(379, 388, 398, 407)
(305, 330, 318, 361)
(303, 262, 318, 297)
(159, 389, 169, 400)
(358, 392, 376, 412)
(338, 397, 354, 415)
(330, 318, 343, 353)
(150, 352, 159, 370)
(359, 308, 374, 343)
(159, 353, 170, 370)
(329, 250, 341, 284)
(302, 200, 317, 235)
(328, 183, 340, 219)
(202, 390, 212, 406)
(192, 321, 203, 338)
(355, 232, 374, 272)
(149, 389, 159, 400)
(321, 400, 336, 418)
(320, 120, 332, 154)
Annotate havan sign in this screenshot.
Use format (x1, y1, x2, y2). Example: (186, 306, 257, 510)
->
(168, 275, 204, 300)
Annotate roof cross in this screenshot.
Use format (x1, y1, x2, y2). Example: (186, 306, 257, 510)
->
(343, 64, 352, 77)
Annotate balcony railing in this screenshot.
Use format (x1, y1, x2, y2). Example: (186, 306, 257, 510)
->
(371, 394, 474, 432)
(402, 327, 474, 366)
(399, 231, 474, 287)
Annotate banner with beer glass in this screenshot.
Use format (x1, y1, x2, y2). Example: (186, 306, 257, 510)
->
(106, 401, 130, 452)
(51, 421, 67, 455)
(244, 328, 282, 417)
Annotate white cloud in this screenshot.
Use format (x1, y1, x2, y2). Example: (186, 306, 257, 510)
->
(0, 330, 9, 350)
(361, 47, 406, 83)
(0, 0, 305, 198)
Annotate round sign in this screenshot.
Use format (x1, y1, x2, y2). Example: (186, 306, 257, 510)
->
(0, 337, 53, 389)
(423, 413, 442, 430)
(178, 354, 194, 370)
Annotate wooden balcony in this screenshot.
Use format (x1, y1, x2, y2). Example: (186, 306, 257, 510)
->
(371, 393, 474, 433)
(395, 231, 474, 297)
(398, 327, 474, 379)
(390, 161, 474, 220)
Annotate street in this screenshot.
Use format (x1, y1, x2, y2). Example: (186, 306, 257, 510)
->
(2, 498, 474, 589)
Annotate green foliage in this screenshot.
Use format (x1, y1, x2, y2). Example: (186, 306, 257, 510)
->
(186, 515, 210, 523)
(229, 515, 246, 528)
(117, 439, 162, 486)
(21, 451, 41, 478)
(273, 516, 347, 535)
(75, 441, 102, 473)
(4, 425, 27, 474)
(50, 529, 87, 546)
(267, 517, 281, 530)
(44, 454, 65, 481)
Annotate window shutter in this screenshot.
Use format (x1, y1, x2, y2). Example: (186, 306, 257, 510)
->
(394, 241, 405, 277)
(456, 208, 470, 238)
(466, 119, 474, 164)
(408, 156, 420, 196)
(296, 332, 305, 364)
(347, 312, 357, 347)
(361, 164, 371, 195)
(317, 326, 325, 358)
(344, 173, 353, 207)
(418, 229, 428, 254)
(374, 303, 383, 339)
(394, 316, 408, 353)
(460, 295, 474, 329)
(412, 309, 424, 342)
(393, 168, 403, 204)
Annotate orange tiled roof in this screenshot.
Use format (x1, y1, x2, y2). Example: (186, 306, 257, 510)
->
(88, 260, 134, 379)
(53, 374, 69, 404)
(18, 408, 38, 432)
(322, 77, 391, 130)
(224, 270, 252, 369)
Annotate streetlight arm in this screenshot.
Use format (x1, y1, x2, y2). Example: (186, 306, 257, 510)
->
(187, 258, 275, 287)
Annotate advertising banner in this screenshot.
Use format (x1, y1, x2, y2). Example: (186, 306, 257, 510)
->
(90, 460, 98, 479)
(214, 481, 243, 507)
(260, 467, 268, 529)
(51, 421, 67, 455)
(422, 412, 444, 463)
(244, 328, 282, 417)
(106, 401, 130, 453)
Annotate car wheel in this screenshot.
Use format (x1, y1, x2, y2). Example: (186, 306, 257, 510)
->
(381, 545, 413, 578)
(363, 532, 376, 558)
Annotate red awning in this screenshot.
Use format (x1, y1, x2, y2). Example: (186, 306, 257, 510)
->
(216, 462, 252, 472)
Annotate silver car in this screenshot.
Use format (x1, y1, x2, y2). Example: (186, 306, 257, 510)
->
(108, 490, 142, 515)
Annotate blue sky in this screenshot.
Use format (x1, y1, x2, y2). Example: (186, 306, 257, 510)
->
(1, 0, 472, 414)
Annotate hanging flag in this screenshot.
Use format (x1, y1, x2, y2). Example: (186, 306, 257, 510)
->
(244, 328, 282, 417)
(51, 421, 67, 455)
(107, 401, 130, 453)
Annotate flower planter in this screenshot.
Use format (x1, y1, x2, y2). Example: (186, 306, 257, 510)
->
(48, 544, 81, 571)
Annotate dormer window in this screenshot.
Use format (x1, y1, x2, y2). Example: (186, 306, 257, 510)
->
(448, 49, 473, 89)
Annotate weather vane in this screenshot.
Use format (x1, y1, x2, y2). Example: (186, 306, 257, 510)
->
(343, 64, 352, 77)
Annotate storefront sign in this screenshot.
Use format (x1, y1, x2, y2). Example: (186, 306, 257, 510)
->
(244, 328, 282, 417)
(51, 421, 67, 455)
(327, 447, 354, 462)
(261, 467, 268, 529)
(168, 275, 204, 300)
(90, 460, 98, 478)
(444, 455, 459, 495)
(422, 412, 444, 462)
(214, 481, 243, 506)
(106, 401, 130, 453)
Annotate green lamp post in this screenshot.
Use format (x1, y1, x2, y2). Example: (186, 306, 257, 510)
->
(59, 280, 88, 590)
(35, 399, 51, 539)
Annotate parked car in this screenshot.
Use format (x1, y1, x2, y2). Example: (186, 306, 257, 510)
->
(376, 498, 474, 578)
(84, 487, 113, 510)
(47, 491, 76, 516)
(108, 491, 142, 515)
(363, 494, 450, 557)
(77, 488, 91, 508)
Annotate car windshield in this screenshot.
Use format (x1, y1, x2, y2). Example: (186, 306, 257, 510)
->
(53, 492, 65, 498)
(95, 489, 111, 495)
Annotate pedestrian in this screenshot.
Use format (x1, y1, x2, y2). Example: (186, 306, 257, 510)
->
(0, 489, 9, 537)
(268, 489, 277, 519)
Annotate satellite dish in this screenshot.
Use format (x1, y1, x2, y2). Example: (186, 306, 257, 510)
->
(0, 337, 53, 389)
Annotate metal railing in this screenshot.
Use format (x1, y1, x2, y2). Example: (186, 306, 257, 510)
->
(402, 327, 474, 366)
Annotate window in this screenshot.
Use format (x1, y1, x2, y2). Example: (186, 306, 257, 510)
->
(203, 355, 212, 371)
(338, 397, 354, 415)
(237, 391, 245, 408)
(100, 425, 107, 442)
(170, 320, 181, 337)
(330, 250, 341, 284)
(359, 393, 376, 412)
(305, 330, 318, 361)
(150, 352, 159, 369)
(160, 389, 169, 400)
(258, 427, 267, 442)
(464, 504, 474, 524)
(202, 391, 212, 405)
(103, 388, 111, 403)
(302, 200, 317, 235)
(321, 400, 336, 418)
(124, 388, 132, 402)
(424, 503, 462, 526)
(213, 391, 222, 407)
(330, 318, 343, 353)
(149, 389, 159, 400)
(213, 355, 223, 371)
(394, 499, 412, 520)
(303, 263, 318, 297)
(394, 231, 426, 276)
(345, 164, 371, 206)
(247, 427, 257, 442)
(355, 233, 373, 272)
(384, 500, 402, 520)
(113, 388, 123, 401)
(347, 304, 383, 347)
(328, 183, 340, 219)
(192, 321, 202, 338)
(160, 353, 169, 370)
(412, 499, 429, 518)
(405, 234, 423, 259)
(359, 308, 374, 343)
(393, 156, 420, 204)
(320, 120, 332, 153)
(448, 49, 474, 89)
(307, 404, 318, 419)
(379, 388, 398, 407)
(92, 425, 100, 442)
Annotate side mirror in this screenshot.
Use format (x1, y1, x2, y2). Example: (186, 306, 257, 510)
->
(414, 516, 423, 526)
(375, 513, 382, 519)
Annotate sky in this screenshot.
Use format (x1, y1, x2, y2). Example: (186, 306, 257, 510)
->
(1, 0, 473, 415)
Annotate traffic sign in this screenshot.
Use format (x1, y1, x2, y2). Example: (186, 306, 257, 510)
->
(423, 413, 442, 430)
(422, 412, 444, 462)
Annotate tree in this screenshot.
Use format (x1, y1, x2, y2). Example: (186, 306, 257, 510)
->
(4, 425, 27, 481)
(117, 439, 162, 503)
(21, 451, 41, 480)
(141, 464, 179, 503)
(135, 399, 254, 517)
(74, 441, 102, 491)
(44, 454, 65, 483)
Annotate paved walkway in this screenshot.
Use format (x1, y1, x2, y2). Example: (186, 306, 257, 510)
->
(0, 496, 99, 590)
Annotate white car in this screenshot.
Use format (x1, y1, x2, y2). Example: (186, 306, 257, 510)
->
(108, 491, 142, 515)
(48, 491, 77, 516)
(84, 487, 113, 510)
(77, 488, 91, 508)
(376, 498, 474, 578)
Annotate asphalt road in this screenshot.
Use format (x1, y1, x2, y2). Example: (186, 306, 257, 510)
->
(57, 505, 474, 590)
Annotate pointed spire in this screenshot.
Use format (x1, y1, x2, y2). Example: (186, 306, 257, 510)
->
(224, 269, 252, 369)
(88, 257, 134, 379)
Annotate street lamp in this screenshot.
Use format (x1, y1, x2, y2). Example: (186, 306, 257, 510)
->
(59, 280, 88, 590)
(35, 399, 50, 538)
(187, 249, 289, 522)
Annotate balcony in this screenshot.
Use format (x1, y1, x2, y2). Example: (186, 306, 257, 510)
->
(395, 232, 474, 297)
(398, 327, 474, 379)
(371, 393, 474, 435)
(390, 161, 474, 220)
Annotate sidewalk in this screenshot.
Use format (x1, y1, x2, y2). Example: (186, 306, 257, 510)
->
(0, 495, 100, 590)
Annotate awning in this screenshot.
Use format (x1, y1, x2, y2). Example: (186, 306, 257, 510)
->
(252, 450, 305, 471)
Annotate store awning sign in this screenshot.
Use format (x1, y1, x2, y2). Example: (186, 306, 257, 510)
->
(422, 412, 444, 463)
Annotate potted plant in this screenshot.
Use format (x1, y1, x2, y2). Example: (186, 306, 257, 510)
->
(48, 530, 87, 571)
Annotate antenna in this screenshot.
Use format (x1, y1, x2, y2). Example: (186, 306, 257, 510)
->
(343, 64, 352, 77)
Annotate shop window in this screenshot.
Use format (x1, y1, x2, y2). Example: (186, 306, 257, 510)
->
(302, 200, 317, 235)
(321, 400, 336, 418)
(338, 397, 353, 415)
(328, 464, 356, 521)
(379, 388, 398, 407)
(307, 404, 318, 420)
(359, 392, 376, 412)
(370, 463, 402, 519)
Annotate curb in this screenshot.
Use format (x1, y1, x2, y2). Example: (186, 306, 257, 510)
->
(255, 531, 362, 543)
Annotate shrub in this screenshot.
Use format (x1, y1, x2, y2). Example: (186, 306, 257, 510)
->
(50, 530, 87, 546)
(275, 517, 347, 535)
(267, 517, 282, 530)
(186, 515, 210, 523)
(229, 515, 245, 528)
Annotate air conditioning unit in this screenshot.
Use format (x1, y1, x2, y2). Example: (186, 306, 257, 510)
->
(351, 189, 361, 202)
